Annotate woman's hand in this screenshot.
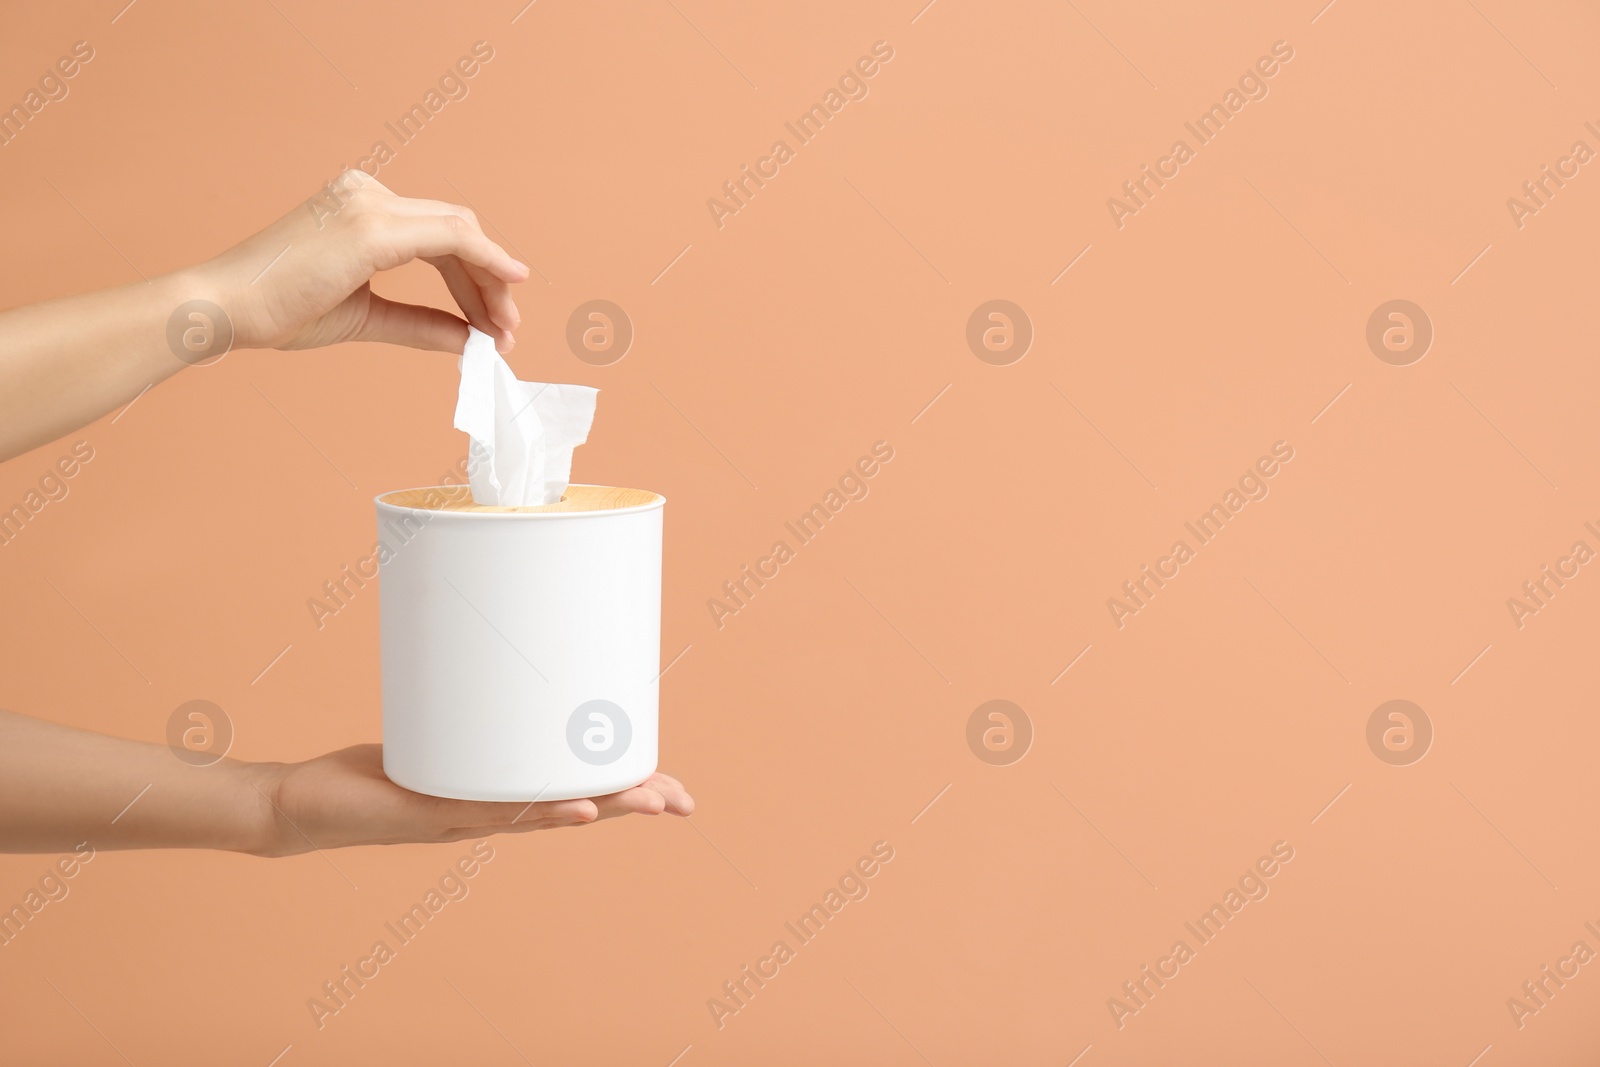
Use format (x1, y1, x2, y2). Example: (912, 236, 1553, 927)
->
(247, 745, 694, 856)
(0, 710, 694, 855)
(0, 171, 529, 461)
(205, 170, 528, 356)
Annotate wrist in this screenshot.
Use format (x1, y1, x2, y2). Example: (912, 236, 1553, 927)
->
(230, 760, 291, 857)
(157, 263, 254, 361)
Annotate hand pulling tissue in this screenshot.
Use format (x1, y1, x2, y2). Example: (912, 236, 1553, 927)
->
(452, 327, 598, 506)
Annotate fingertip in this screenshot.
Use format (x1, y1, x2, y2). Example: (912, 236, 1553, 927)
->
(574, 799, 598, 823)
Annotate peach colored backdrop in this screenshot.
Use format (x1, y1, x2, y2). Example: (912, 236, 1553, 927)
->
(2, 1, 1598, 1063)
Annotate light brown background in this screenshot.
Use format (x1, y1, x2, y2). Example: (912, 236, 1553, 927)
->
(2, 0, 1598, 1063)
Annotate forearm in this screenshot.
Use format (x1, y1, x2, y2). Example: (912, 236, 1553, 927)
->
(0, 269, 216, 462)
(0, 709, 273, 854)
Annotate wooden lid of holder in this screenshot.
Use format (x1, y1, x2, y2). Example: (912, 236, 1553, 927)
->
(377, 484, 662, 514)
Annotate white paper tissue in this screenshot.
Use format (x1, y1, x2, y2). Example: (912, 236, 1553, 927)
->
(453, 327, 598, 506)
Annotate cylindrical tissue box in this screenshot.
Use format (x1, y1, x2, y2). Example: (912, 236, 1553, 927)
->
(375, 484, 663, 802)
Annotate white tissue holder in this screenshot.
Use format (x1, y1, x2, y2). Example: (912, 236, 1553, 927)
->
(375, 484, 663, 802)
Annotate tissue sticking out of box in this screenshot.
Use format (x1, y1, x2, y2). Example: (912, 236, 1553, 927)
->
(453, 327, 598, 506)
